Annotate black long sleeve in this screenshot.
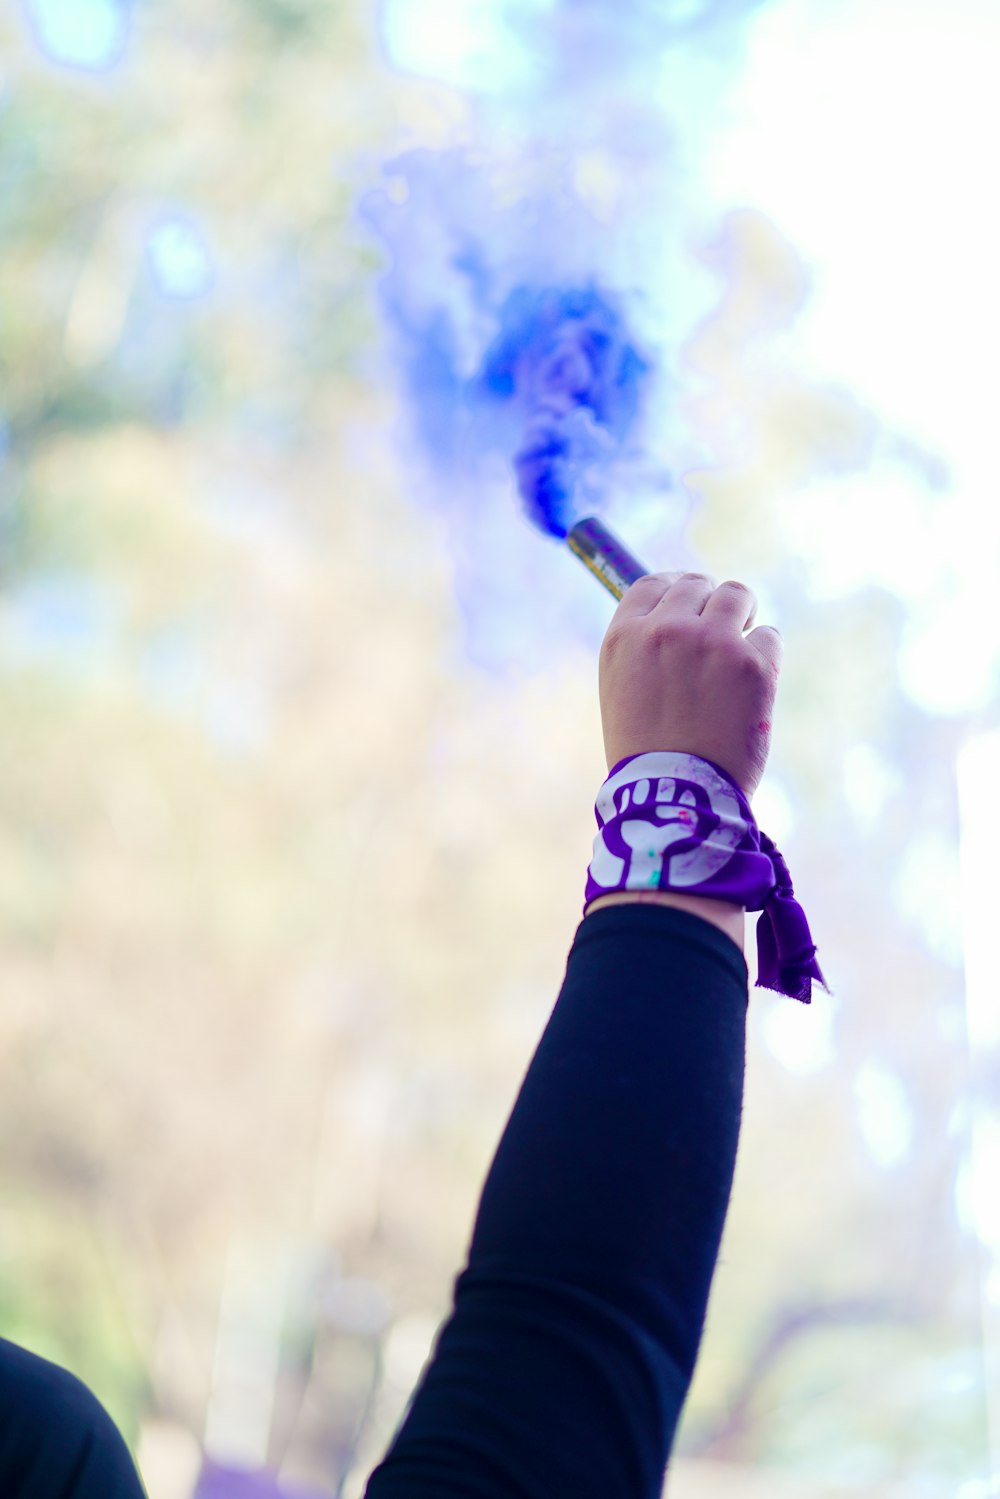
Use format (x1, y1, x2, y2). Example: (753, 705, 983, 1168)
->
(0, 1338, 147, 1498)
(365, 902, 749, 1499)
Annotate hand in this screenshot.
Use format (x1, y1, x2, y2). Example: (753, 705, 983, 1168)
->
(597, 571, 783, 800)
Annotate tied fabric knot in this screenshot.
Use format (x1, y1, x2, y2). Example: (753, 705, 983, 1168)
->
(583, 751, 829, 1004)
(755, 831, 828, 1005)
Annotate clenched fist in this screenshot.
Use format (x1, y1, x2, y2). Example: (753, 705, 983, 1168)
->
(598, 572, 783, 800)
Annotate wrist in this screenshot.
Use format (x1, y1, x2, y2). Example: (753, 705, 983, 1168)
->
(585, 890, 745, 955)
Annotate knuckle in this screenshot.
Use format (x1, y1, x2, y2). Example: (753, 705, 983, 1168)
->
(600, 622, 630, 662)
(702, 620, 738, 648)
(707, 630, 765, 671)
(647, 613, 696, 646)
(739, 645, 772, 680)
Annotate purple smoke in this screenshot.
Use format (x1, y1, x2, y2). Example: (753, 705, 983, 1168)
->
(364, 1, 772, 669)
(479, 285, 651, 538)
(360, 150, 657, 540)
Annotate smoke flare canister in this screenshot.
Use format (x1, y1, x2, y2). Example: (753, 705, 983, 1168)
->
(566, 516, 650, 600)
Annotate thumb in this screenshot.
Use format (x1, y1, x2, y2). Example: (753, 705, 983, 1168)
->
(746, 624, 784, 676)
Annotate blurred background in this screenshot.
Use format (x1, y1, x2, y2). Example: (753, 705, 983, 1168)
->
(1, 0, 998, 1495)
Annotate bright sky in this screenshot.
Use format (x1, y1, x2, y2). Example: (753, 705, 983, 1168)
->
(699, 0, 1000, 719)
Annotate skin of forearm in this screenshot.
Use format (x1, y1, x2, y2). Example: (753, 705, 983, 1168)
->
(585, 891, 745, 956)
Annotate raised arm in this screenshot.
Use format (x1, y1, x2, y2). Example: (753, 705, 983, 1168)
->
(365, 571, 789, 1498)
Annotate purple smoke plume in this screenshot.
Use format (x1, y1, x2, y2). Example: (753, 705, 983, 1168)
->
(364, 0, 770, 670)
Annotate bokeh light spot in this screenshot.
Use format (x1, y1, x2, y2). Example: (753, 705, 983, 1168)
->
(24, 0, 128, 70)
(147, 218, 214, 300)
(380, 0, 552, 92)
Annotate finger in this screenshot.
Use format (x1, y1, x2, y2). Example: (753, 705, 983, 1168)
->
(746, 624, 783, 675)
(614, 570, 688, 619)
(701, 579, 758, 634)
(648, 571, 717, 617)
